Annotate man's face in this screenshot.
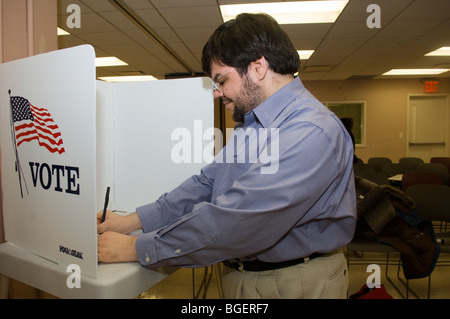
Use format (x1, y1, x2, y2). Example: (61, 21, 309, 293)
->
(211, 62, 264, 123)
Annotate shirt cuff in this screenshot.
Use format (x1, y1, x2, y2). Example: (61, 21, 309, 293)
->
(135, 231, 156, 266)
(136, 202, 163, 233)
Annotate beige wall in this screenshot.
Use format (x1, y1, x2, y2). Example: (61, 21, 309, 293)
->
(1, 0, 57, 63)
(304, 78, 450, 163)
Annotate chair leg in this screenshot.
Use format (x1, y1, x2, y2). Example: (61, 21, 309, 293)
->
(213, 264, 224, 299)
(385, 252, 390, 277)
(406, 279, 409, 299)
(192, 267, 213, 299)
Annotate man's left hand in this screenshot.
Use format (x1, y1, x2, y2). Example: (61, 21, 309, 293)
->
(98, 231, 138, 263)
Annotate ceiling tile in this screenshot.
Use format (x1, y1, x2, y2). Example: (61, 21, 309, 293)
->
(98, 11, 140, 31)
(134, 8, 171, 29)
(80, 0, 117, 12)
(151, 0, 219, 8)
(158, 6, 223, 28)
(77, 31, 135, 46)
(395, 0, 450, 21)
(376, 20, 444, 38)
(122, 0, 154, 10)
(282, 24, 333, 41)
(100, 44, 152, 57)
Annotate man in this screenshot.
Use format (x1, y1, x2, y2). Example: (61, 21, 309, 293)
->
(97, 13, 356, 299)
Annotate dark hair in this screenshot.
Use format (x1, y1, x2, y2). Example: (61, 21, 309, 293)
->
(202, 13, 300, 77)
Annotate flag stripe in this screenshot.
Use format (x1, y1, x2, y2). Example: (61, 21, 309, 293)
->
(16, 127, 64, 147)
(16, 135, 66, 154)
(15, 122, 63, 140)
(31, 106, 51, 116)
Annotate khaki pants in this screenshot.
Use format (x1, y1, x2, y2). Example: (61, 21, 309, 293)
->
(221, 249, 348, 299)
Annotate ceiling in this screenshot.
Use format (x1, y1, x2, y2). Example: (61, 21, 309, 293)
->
(57, 0, 450, 81)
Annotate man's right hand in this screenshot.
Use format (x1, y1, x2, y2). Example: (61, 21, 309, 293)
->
(96, 210, 142, 235)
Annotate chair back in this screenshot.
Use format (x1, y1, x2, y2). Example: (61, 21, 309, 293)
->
(430, 157, 450, 173)
(368, 157, 392, 173)
(418, 163, 450, 185)
(406, 185, 450, 223)
(381, 163, 410, 177)
(399, 157, 424, 171)
(353, 162, 375, 175)
(355, 170, 389, 185)
(402, 171, 443, 192)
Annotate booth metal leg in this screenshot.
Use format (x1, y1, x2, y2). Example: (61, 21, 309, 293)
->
(0, 275, 10, 299)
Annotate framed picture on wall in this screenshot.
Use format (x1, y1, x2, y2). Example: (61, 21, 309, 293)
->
(324, 101, 366, 147)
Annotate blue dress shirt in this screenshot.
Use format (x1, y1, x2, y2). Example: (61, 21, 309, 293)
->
(135, 77, 356, 268)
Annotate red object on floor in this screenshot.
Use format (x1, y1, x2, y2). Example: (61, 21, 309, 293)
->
(349, 284, 394, 299)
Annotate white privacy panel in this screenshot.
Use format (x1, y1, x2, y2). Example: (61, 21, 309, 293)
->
(112, 78, 214, 212)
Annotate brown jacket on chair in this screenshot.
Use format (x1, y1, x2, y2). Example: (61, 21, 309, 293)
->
(354, 177, 439, 279)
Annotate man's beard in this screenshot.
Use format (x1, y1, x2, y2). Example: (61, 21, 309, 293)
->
(231, 74, 265, 123)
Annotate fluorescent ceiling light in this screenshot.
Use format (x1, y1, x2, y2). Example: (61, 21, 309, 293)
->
(98, 76, 158, 83)
(298, 50, 314, 60)
(382, 69, 450, 76)
(425, 47, 450, 56)
(57, 27, 70, 36)
(220, 1, 349, 24)
(95, 57, 128, 67)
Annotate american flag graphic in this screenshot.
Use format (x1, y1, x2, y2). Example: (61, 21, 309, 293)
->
(11, 95, 65, 154)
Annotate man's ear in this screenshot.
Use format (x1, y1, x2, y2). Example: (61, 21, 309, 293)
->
(248, 56, 268, 81)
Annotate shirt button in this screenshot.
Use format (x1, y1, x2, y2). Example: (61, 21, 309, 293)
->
(175, 249, 181, 254)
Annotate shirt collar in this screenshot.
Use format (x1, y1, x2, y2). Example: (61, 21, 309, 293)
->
(245, 77, 305, 128)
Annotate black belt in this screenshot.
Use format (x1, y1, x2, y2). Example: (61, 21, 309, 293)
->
(223, 253, 321, 272)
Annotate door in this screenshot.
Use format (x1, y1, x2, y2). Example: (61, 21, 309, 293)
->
(407, 95, 449, 162)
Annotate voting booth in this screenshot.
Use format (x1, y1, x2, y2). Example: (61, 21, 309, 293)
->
(0, 45, 214, 294)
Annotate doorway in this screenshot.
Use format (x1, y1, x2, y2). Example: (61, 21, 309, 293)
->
(407, 95, 449, 162)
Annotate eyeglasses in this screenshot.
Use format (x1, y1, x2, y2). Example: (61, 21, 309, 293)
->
(212, 68, 235, 93)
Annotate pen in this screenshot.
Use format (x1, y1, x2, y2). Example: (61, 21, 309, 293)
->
(101, 187, 110, 223)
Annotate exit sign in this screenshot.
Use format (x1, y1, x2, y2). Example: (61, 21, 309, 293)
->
(424, 81, 438, 93)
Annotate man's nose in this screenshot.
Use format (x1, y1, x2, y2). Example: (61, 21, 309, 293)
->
(213, 90, 223, 99)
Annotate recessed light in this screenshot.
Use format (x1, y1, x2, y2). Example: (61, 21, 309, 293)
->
(57, 28, 70, 36)
(382, 69, 450, 76)
(98, 76, 158, 83)
(298, 50, 315, 60)
(425, 47, 450, 56)
(220, 1, 349, 24)
(95, 57, 128, 67)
